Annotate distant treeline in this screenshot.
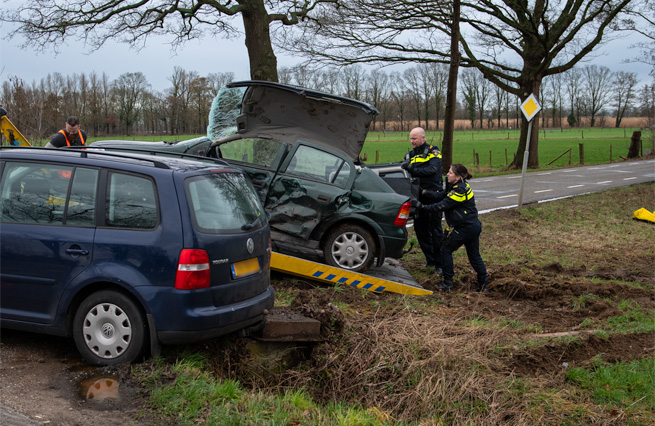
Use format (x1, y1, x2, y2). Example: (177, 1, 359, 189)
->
(2, 64, 654, 144)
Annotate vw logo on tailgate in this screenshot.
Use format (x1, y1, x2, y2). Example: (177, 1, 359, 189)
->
(247, 238, 254, 254)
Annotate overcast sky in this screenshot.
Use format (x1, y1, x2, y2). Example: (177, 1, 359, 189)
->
(0, 15, 652, 94)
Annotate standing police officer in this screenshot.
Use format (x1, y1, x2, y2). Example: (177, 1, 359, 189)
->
(402, 127, 444, 274)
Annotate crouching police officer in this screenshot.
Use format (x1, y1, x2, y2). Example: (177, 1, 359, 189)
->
(415, 163, 488, 292)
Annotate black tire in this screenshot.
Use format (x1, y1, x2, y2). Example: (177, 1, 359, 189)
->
(72, 290, 148, 366)
(324, 224, 376, 272)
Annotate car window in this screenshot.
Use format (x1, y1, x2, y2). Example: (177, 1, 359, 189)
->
(219, 138, 281, 168)
(186, 172, 265, 233)
(106, 172, 158, 229)
(0, 162, 97, 226)
(286, 145, 350, 186)
(66, 168, 99, 226)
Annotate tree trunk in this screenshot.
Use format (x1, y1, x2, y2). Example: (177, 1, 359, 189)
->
(441, 0, 460, 175)
(240, 0, 279, 82)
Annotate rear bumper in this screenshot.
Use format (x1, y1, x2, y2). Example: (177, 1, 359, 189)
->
(381, 234, 407, 259)
(147, 285, 275, 345)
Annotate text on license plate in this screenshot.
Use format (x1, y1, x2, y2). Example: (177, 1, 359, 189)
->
(231, 257, 261, 279)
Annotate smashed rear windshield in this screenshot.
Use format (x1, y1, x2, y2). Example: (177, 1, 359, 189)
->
(207, 86, 246, 142)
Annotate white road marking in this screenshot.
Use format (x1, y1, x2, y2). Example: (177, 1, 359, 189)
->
(534, 189, 553, 193)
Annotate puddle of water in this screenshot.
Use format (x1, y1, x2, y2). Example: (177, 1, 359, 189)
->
(78, 375, 120, 402)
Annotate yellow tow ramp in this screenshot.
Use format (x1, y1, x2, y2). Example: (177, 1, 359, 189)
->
(271, 252, 432, 296)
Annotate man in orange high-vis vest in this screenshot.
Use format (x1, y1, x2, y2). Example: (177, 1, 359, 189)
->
(46, 116, 87, 148)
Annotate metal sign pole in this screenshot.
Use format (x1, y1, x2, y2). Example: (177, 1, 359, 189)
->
(517, 93, 542, 209)
(518, 120, 533, 208)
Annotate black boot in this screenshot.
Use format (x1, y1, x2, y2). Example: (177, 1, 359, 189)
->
(438, 279, 453, 292)
(475, 277, 489, 293)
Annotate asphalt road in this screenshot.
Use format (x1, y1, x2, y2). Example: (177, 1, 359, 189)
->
(472, 158, 655, 213)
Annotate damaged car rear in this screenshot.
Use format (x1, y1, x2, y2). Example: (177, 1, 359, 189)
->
(206, 81, 410, 272)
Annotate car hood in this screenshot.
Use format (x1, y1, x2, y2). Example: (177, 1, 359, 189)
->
(207, 80, 379, 161)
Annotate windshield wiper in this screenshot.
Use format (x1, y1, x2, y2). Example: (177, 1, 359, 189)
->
(241, 215, 261, 231)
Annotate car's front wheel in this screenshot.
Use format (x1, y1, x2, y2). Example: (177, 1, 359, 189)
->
(324, 224, 376, 272)
(73, 290, 147, 366)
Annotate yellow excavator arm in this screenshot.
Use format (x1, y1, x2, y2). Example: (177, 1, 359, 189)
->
(0, 107, 31, 146)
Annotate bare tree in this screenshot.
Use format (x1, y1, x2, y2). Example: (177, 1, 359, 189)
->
(618, 0, 655, 76)
(290, 0, 636, 168)
(460, 69, 478, 129)
(367, 69, 393, 131)
(427, 63, 448, 130)
(491, 81, 506, 129)
(403, 67, 424, 128)
(564, 68, 583, 127)
(342, 66, 367, 100)
(111, 72, 150, 135)
(390, 72, 409, 132)
(207, 72, 236, 97)
(583, 65, 614, 127)
(1, 0, 333, 82)
(613, 71, 639, 127)
(474, 71, 491, 129)
(547, 73, 564, 128)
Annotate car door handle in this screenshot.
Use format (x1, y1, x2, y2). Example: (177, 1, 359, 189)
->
(317, 194, 330, 202)
(66, 248, 89, 256)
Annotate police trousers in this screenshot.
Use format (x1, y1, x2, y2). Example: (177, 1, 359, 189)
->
(441, 220, 487, 284)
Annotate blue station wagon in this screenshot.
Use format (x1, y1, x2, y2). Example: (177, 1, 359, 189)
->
(0, 147, 274, 365)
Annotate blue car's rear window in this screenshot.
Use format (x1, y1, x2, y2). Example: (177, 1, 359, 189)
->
(186, 172, 264, 233)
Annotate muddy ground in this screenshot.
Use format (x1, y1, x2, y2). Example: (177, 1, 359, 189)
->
(2, 260, 652, 425)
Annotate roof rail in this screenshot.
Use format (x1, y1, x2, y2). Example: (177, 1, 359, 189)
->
(1, 145, 230, 170)
(70, 146, 230, 167)
(1, 145, 173, 169)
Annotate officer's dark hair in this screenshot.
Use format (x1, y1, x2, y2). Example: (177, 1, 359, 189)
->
(451, 163, 472, 180)
(66, 116, 80, 126)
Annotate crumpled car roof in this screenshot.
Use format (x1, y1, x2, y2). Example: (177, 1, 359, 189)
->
(207, 80, 379, 161)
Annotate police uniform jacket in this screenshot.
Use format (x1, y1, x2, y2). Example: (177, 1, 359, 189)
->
(422, 180, 479, 228)
(404, 143, 442, 192)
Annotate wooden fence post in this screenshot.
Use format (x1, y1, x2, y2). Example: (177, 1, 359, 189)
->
(579, 143, 584, 165)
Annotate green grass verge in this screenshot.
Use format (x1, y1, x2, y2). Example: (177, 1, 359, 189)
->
(567, 358, 655, 411)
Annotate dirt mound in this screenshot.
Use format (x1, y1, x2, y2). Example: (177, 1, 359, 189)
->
(507, 332, 655, 377)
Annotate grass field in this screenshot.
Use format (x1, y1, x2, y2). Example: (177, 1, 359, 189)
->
(362, 127, 654, 172)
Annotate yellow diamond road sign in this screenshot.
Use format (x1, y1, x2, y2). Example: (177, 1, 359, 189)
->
(520, 93, 542, 122)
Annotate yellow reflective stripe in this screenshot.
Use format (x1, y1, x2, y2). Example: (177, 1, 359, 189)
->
(410, 153, 439, 164)
(447, 184, 474, 202)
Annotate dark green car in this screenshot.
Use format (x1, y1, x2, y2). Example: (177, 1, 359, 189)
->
(92, 81, 411, 272)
